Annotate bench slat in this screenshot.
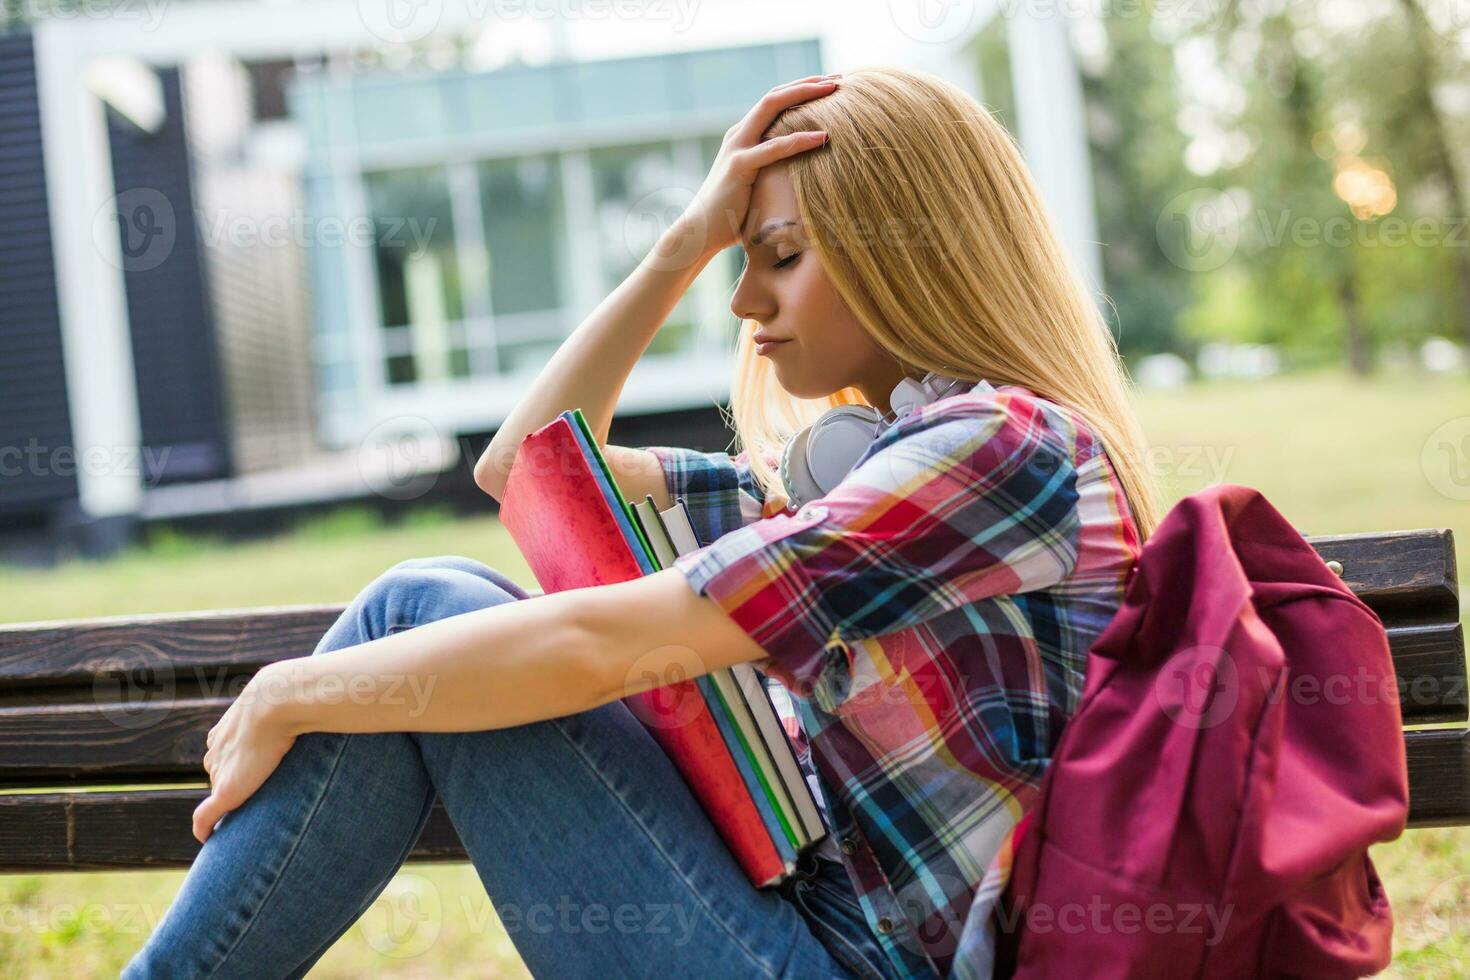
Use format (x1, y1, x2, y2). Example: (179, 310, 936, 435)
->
(0, 727, 1463, 872)
(0, 605, 345, 687)
(1392, 621, 1467, 723)
(1405, 727, 1470, 828)
(0, 789, 467, 873)
(0, 698, 226, 784)
(1308, 529, 1459, 619)
(0, 618, 1463, 785)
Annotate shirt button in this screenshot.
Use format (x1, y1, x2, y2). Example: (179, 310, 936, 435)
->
(876, 916, 896, 935)
(840, 836, 857, 855)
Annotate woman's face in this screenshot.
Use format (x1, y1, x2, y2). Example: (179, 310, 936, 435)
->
(730, 162, 908, 413)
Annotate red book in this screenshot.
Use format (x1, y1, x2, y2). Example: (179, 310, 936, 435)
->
(497, 411, 789, 888)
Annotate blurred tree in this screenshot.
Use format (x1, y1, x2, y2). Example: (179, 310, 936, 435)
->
(1213, 6, 1375, 372)
(1386, 0, 1470, 348)
(1176, 0, 1468, 372)
(1080, 0, 1196, 358)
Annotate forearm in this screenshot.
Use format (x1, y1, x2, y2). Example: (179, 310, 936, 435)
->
(258, 588, 616, 737)
(475, 222, 718, 498)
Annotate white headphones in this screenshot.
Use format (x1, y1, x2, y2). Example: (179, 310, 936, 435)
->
(779, 370, 974, 510)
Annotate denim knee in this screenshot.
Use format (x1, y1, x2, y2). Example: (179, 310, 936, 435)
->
(362, 558, 523, 636)
(385, 555, 533, 600)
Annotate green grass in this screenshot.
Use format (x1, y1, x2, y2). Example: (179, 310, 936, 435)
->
(0, 368, 1466, 977)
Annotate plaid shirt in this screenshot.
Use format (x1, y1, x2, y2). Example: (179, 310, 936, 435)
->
(642, 381, 1139, 979)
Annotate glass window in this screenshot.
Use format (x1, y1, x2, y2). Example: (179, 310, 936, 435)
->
(479, 155, 565, 317)
(364, 166, 466, 385)
(590, 141, 683, 287)
(589, 140, 711, 357)
(365, 166, 463, 328)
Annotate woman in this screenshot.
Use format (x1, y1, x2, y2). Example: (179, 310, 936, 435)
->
(125, 67, 1154, 979)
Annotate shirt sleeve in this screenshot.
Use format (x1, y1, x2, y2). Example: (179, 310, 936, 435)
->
(666, 392, 1084, 703)
(640, 444, 772, 545)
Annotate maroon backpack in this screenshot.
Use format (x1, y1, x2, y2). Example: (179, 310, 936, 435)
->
(995, 485, 1408, 978)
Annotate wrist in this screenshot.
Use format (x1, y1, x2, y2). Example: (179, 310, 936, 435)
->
(649, 219, 718, 274)
(247, 660, 315, 738)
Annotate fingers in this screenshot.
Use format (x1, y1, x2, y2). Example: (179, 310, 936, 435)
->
(773, 72, 841, 92)
(739, 130, 829, 173)
(193, 793, 225, 844)
(730, 77, 839, 147)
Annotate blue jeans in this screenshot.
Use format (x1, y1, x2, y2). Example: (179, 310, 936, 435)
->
(122, 555, 900, 979)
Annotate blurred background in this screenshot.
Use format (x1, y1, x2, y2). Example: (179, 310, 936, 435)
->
(0, 0, 1466, 975)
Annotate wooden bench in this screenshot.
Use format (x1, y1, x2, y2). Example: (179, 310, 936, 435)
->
(0, 529, 1461, 872)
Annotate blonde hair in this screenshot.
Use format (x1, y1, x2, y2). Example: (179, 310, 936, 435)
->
(724, 66, 1160, 539)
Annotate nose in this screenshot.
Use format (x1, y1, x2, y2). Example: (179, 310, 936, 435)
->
(730, 264, 774, 324)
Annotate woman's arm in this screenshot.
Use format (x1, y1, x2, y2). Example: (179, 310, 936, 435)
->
(193, 570, 768, 841)
(473, 75, 838, 500)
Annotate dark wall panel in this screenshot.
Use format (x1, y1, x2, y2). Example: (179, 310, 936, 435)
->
(106, 67, 232, 484)
(0, 31, 79, 515)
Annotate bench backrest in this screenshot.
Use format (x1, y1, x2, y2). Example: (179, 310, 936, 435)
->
(0, 529, 1460, 871)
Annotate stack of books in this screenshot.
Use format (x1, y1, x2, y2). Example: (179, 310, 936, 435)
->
(497, 408, 826, 887)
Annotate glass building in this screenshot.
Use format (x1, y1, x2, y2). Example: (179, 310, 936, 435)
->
(290, 40, 822, 447)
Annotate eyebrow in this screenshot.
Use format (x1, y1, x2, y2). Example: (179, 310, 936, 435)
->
(743, 219, 800, 248)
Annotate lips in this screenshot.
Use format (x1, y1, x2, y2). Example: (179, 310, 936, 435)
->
(752, 333, 790, 345)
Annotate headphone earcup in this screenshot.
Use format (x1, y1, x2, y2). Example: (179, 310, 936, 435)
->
(781, 406, 882, 509)
(780, 426, 821, 510)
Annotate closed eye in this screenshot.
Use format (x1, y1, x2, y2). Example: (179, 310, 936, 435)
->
(774, 253, 800, 270)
